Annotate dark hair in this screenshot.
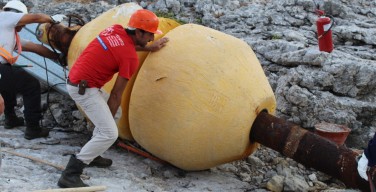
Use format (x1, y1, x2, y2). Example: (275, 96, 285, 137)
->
(125, 28, 136, 35)
(125, 28, 149, 35)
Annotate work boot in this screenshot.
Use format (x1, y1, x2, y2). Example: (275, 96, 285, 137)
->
(88, 156, 112, 168)
(58, 155, 88, 188)
(4, 115, 24, 129)
(24, 124, 49, 140)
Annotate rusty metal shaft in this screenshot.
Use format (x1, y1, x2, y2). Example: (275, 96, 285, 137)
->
(250, 112, 370, 191)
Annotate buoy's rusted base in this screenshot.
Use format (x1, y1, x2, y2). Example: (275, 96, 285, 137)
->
(250, 112, 370, 191)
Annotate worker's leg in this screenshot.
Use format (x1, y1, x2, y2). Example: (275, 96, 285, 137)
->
(12, 68, 48, 139)
(67, 85, 118, 164)
(0, 65, 25, 129)
(13, 68, 42, 124)
(0, 64, 18, 116)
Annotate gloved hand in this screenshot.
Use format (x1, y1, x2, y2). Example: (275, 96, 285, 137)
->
(50, 14, 67, 24)
(357, 153, 369, 181)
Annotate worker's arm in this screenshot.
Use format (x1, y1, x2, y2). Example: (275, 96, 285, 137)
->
(0, 94, 4, 115)
(17, 13, 54, 26)
(108, 75, 128, 117)
(17, 13, 66, 27)
(22, 41, 59, 60)
(136, 37, 169, 52)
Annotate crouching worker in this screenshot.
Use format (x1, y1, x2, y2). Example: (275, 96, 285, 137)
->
(358, 133, 376, 185)
(0, 0, 66, 139)
(58, 9, 169, 188)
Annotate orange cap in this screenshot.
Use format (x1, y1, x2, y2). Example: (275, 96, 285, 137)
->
(128, 9, 162, 34)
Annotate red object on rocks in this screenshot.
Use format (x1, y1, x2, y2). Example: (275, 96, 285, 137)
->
(316, 15, 334, 53)
(314, 122, 351, 146)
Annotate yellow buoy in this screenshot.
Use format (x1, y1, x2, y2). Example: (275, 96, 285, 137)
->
(129, 24, 276, 170)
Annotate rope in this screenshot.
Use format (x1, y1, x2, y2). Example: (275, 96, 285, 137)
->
(2, 148, 65, 170)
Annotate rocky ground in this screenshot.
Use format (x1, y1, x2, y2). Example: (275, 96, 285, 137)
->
(1, 0, 376, 191)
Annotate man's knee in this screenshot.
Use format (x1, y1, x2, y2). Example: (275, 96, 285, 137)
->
(108, 130, 119, 143)
(96, 125, 118, 141)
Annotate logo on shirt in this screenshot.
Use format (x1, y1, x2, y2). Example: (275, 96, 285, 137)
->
(99, 26, 125, 48)
(100, 27, 115, 36)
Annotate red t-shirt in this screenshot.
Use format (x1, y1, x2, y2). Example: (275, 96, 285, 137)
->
(69, 24, 139, 88)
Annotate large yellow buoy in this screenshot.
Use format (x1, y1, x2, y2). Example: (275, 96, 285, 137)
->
(68, 3, 276, 171)
(67, 3, 180, 140)
(129, 24, 276, 171)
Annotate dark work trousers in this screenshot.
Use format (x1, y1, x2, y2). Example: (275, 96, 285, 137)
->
(365, 133, 376, 166)
(0, 64, 42, 126)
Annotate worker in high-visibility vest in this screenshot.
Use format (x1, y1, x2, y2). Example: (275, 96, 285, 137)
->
(0, 0, 66, 140)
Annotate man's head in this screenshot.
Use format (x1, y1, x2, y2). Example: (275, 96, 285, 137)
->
(127, 9, 162, 35)
(3, 0, 28, 14)
(127, 9, 162, 47)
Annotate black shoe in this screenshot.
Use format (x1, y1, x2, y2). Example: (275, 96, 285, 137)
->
(58, 155, 88, 188)
(24, 126, 49, 140)
(4, 116, 24, 129)
(88, 156, 112, 168)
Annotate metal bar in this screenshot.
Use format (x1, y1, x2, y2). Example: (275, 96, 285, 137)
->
(25, 26, 37, 35)
(19, 53, 67, 82)
(116, 140, 167, 164)
(250, 112, 370, 191)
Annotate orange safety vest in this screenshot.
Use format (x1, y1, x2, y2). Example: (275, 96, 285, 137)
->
(0, 32, 22, 64)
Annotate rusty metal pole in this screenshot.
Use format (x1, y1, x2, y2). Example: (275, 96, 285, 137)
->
(250, 112, 370, 192)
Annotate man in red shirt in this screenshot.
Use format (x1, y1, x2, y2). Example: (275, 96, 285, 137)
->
(58, 9, 169, 188)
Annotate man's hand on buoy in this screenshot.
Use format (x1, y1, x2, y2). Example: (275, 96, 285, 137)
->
(147, 37, 169, 52)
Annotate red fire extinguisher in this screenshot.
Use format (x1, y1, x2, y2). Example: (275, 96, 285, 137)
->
(316, 9, 334, 53)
